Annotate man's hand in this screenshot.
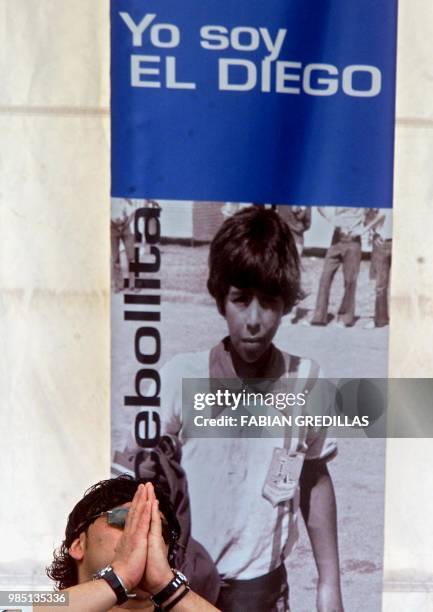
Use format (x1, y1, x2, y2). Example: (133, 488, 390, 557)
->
(110, 481, 174, 595)
(373, 232, 384, 247)
(139, 483, 174, 595)
(317, 581, 344, 612)
(111, 483, 152, 591)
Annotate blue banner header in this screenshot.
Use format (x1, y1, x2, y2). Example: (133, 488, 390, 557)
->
(111, 1, 398, 207)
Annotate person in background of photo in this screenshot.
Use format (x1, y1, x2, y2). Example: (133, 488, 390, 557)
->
(117, 208, 343, 611)
(47, 477, 220, 612)
(111, 198, 136, 293)
(278, 205, 312, 257)
(278, 205, 312, 323)
(363, 209, 393, 329)
(221, 202, 253, 217)
(308, 207, 367, 327)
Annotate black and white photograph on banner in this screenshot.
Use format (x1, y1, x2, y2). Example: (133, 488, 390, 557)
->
(111, 200, 391, 612)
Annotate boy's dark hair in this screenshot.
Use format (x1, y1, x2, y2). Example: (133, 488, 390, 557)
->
(207, 206, 303, 314)
(46, 476, 180, 590)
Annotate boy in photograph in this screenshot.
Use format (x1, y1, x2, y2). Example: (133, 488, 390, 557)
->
(118, 207, 343, 612)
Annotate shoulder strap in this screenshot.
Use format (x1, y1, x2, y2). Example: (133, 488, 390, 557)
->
(280, 353, 319, 454)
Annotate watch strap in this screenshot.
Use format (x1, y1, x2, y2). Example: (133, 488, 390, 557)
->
(151, 570, 188, 607)
(93, 565, 129, 605)
(163, 585, 190, 611)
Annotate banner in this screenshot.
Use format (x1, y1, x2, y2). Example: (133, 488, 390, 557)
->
(111, 3, 397, 610)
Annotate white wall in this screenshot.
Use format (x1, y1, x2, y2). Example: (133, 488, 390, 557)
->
(0, 0, 111, 587)
(383, 1, 433, 607)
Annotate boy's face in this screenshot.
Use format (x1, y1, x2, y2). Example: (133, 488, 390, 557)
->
(224, 286, 285, 364)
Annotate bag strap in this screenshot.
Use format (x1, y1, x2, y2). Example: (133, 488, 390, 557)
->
(269, 355, 319, 570)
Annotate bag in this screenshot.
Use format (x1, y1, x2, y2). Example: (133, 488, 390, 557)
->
(134, 434, 221, 604)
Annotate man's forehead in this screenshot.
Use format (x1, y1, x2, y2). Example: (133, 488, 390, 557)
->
(106, 501, 167, 519)
(110, 501, 132, 511)
(110, 501, 165, 518)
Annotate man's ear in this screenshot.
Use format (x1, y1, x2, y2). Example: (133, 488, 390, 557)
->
(68, 533, 86, 561)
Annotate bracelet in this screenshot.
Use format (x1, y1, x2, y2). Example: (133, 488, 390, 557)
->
(151, 570, 189, 607)
(150, 569, 188, 609)
(163, 585, 190, 611)
(92, 565, 128, 605)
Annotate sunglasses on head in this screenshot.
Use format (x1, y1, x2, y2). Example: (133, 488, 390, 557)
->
(72, 507, 178, 545)
(92, 507, 130, 527)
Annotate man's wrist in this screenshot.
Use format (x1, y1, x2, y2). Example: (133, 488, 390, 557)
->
(151, 570, 176, 595)
(150, 569, 190, 608)
(93, 565, 130, 605)
(111, 561, 134, 593)
(150, 568, 180, 596)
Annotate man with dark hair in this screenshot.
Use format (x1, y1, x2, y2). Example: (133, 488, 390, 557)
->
(47, 477, 219, 611)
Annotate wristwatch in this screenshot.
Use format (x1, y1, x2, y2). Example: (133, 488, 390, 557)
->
(93, 565, 129, 605)
(151, 569, 189, 608)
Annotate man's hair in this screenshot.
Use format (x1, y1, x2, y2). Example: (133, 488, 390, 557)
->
(207, 206, 303, 314)
(47, 476, 180, 590)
